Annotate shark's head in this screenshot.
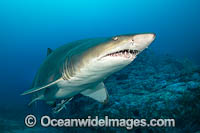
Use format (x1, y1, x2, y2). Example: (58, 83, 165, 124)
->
(97, 33, 155, 62)
(65, 33, 155, 83)
(88, 33, 156, 74)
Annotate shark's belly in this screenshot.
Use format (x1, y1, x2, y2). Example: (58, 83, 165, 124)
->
(44, 86, 84, 100)
(55, 86, 83, 99)
(44, 79, 95, 100)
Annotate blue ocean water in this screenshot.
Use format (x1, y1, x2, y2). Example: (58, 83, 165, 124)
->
(0, 0, 200, 132)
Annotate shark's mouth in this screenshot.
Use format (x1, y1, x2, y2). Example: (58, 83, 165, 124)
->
(102, 49, 140, 59)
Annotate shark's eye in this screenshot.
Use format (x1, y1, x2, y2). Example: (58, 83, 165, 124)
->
(112, 37, 118, 41)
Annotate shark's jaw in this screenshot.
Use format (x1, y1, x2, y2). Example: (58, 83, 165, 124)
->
(100, 49, 140, 60)
(96, 47, 140, 76)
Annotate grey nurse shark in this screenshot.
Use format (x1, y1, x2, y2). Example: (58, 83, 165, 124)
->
(21, 33, 156, 113)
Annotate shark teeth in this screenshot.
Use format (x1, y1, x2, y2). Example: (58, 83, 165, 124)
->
(104, 49, 139, 59)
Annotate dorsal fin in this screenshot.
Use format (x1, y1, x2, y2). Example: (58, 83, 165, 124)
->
(47, 48, 53, 56)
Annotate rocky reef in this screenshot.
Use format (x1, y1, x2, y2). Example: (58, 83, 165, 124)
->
(62, 49, 200, 133)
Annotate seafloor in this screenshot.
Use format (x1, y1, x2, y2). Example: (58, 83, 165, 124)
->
(1, 49, 200, 133)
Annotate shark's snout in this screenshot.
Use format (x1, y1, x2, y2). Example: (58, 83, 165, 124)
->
(132, 33, 156, 51)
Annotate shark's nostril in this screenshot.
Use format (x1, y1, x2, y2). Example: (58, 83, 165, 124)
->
(131, 39, 135, 45)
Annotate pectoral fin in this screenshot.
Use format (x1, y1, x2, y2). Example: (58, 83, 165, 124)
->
(81, 82, 109, 104)
(28, 95, 43, 106)
(21, 78, 62, 96)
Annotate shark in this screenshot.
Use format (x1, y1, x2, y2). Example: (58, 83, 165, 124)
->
(21, 33, 156, 113)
